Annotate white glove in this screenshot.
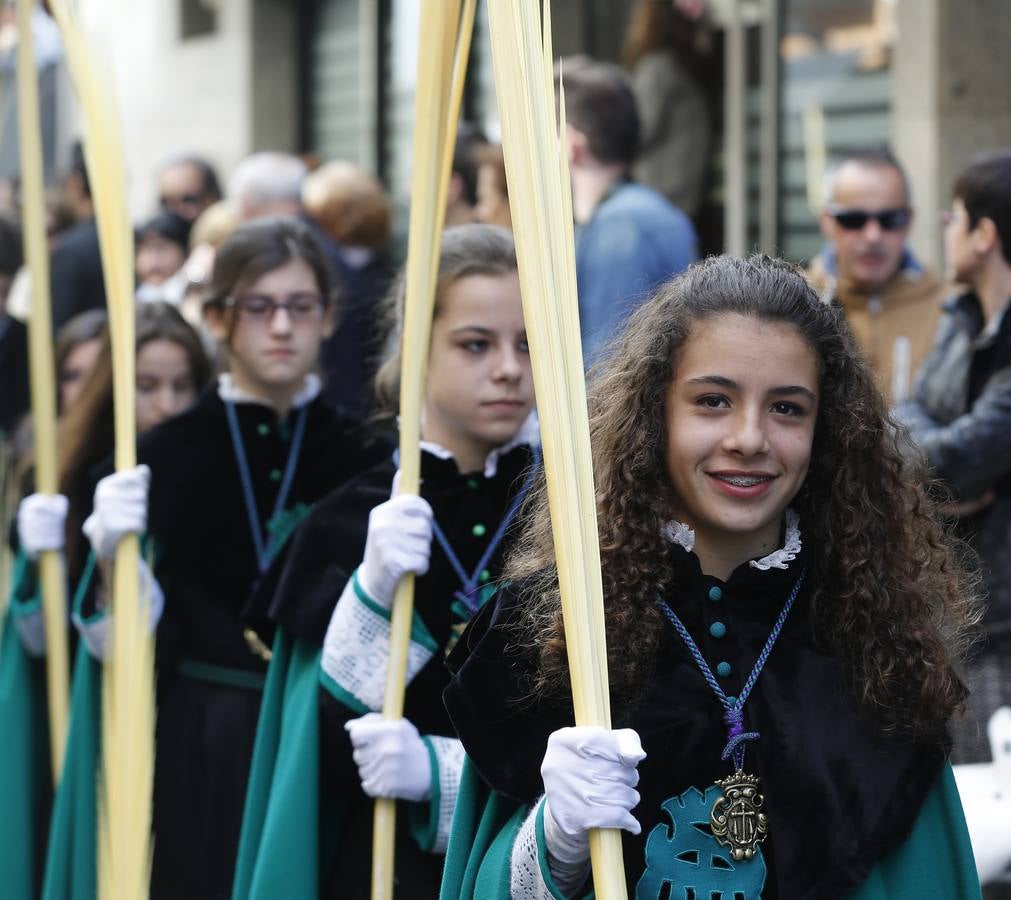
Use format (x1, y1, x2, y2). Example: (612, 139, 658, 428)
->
(541, 726, 646, 867)
(356, 475, 433, 608)
(17, 493, 69, 559)
(345, 712, 432, 802)
(83, 465, 150, 560)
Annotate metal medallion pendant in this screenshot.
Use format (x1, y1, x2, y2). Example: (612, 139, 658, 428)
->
(710, 770, 768, 860)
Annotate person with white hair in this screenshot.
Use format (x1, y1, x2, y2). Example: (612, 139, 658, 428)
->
(229, 152, 308, 221)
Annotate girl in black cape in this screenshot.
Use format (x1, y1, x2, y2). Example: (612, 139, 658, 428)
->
(1, 302, 210, 900)
(440, 255, 982, 900)
(83, 218, 386, 900)
(233, 224, 539, 899)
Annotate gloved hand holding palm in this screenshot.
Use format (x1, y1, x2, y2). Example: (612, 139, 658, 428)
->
(345, 713, 432, 802)
(356, 473, 434, 609)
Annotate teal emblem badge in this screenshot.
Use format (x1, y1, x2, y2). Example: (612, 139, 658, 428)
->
(635, 786, 766, 900)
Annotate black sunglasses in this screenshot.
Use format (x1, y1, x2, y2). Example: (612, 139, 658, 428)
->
(160, 192, 206, 209)
(828, 206, 912, 231)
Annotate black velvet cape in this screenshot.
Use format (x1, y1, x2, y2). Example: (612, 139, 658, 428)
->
(444, 544, 950, 900)
(138, 387, 386, 900)
(248, 442, 538, 899)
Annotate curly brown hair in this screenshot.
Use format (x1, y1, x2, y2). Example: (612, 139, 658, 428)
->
(508, 254, 979, 740)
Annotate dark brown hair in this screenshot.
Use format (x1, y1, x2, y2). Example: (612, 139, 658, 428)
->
(622, 0, 706, 74)
(55, 303, 211, 566)
(557, 58, 640, 168)
(954, 150, 1011, 265)
(204, 216, 334, 322)
(509, 254, 978, 740)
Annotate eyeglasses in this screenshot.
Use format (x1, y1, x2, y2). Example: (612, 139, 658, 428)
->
(159, 192, 206, 210)
(225, 293, 327, 323)
(827, 206, 911, 231)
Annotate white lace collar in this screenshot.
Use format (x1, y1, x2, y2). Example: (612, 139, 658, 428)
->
(217, 373, 322, 411)
(419, 410, 541, 478)
(662, 509, 802, 571)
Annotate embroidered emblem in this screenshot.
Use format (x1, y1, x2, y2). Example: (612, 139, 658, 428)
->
(636, 786, 766, 900)
(710, 771, 769, 860)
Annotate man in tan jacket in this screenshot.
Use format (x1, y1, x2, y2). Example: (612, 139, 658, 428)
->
(808, 149, 947, 404)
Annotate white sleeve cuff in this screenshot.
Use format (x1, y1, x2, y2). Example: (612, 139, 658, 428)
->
(320, 570, 437, 713)
(423, 736, 466, 854)
(510, 797, 592, 899)
(12, 603, 47, 658)
(72, 557, 164, 662)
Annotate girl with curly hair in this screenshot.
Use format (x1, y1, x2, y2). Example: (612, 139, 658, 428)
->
(441, 254, 982, 900)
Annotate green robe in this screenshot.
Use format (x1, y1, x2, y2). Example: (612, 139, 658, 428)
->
(232, 630, 331, 899)
(231, 625, 446, 900)
(440, 760, 982, 900)
(0, 552, 52, 900)
(40, 640, 101, 900)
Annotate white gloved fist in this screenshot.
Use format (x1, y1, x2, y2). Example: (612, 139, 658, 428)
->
(345, 713, 432, 802)
(17, 493, 69, 558)
(83, 465, 150, 560)
(356, 475, 433, 608)
(541, 726, 646, 866)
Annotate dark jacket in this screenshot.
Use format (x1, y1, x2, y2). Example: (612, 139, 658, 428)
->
(49, 219, 106, 332)
(446, 544, 949, 900)
(0, 315, 29, 438)
(894, 291, 1011, 636)
(138, 386, 387, 900)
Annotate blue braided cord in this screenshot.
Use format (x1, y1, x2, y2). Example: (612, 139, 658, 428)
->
(430, 521, 471, 587)
(659, 569, 805, 769)
(225, 401, 308, 573)
(262, 405, 309, 564)
(723, 731, 761, 767)
(429, 447, 541, 616)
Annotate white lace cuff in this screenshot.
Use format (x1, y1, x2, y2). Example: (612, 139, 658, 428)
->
(12, 599, 46, 658)
(510, 797, 588, 899)
(319, 570, 438, 714)
(72, 557, 165, 662)
(414, 736, 466, 854)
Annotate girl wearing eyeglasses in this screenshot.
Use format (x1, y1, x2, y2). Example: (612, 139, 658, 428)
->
(77, 216, 388, 900)
(231, 224, 538, 899)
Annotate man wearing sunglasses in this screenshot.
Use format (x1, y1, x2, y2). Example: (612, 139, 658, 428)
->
(808, 148, 946, 404)
(157, 154, 223, 224)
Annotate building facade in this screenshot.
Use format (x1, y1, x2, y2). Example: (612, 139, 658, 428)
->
(6, 0, 1011, 267)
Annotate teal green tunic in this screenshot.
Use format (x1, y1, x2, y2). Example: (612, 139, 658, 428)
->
(0, 552, 52, 900)
(40, 639, 101, 900)
(232, 631, 330, 900)
(440, 760, 981, 900)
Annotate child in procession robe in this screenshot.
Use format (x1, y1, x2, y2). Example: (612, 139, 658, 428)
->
(1, 302, 210, 900)
(233, 224, 539, 900)
(82, 217, 387, 900)
(440, 254, 982, 900)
